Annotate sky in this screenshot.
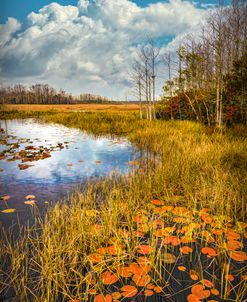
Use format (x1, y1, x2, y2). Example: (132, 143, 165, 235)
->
(0, 0, 230, 99)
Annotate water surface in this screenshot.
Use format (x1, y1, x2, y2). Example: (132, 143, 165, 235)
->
(0, 119, 140, 228)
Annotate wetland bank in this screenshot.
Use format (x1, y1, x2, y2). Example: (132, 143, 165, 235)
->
(0, 109, 246, 302)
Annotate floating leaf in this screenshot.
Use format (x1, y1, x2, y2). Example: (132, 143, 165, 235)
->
(18, 164, 33, 170)
(137, 256, 151, 266)
(226, 240, 243, 251)
(170, 236, 181, 246)
(163, 252, 177, 264)
(1, 209, 16, 213)
(151, 199, 164, 206)
(88, 253, 103, 263)
(121, 285, 138, 298)
(229, 251, 247, 262)
(154, 286, 162, 293)
(133, 214, 148, 223)
(201, 247, 216, 257)
(129, 263, 145, 275)
(226, 229, 240, 240)
(132, 273, 150, 287)
(211, 288, 219, 296)
(111, 292, 121, 300)
(137, 259, 151, 273)
(117, 266, 132, 278)
(1, 195, 11, 201)
(89, 289, 97, 295)
(225, 274, 234, 281)
(100, 271, 118, 285)
(24, 200, 36, 205)
(25, 195, 35, 200)
(147, 283, 155, 289)
(144, 289, 154, 296)
(202, 216, 213, 224)
(187, 294, 200, 302)
(202, 279, 214, 288)
(94, 294, 112, 302)
(136, 244, 152, 255)
(180, 246, 193, 255)
(191, 284, 210, 299)
(178, 265, 186, 271)
(189, 270, 199, 281)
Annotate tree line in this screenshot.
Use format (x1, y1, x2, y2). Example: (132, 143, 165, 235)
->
(0, 84, 113, 105)
(132, 0, 247, 126)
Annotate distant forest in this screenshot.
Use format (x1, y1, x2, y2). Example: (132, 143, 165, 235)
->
(0, 84, 114, 104)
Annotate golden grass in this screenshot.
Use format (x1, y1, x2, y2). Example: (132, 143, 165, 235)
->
(0, 111, 246, 301)
(2, 103, 140, 112)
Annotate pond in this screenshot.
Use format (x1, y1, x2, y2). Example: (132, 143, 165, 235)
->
(0, 119, 141, 229)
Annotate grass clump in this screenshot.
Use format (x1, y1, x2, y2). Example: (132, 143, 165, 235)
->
(0, 110, 246, 301)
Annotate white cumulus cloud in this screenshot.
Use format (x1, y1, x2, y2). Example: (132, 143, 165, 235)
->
(0, 0, 206, 99)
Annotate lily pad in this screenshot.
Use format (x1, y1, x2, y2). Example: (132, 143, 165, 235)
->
(1, 209, 16, 213)
(163, 252, 177, 264)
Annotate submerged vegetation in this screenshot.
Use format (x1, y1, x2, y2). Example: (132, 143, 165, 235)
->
(0, 110, 246, 301)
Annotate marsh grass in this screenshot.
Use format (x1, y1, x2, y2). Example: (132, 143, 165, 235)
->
(0, 110, 246, 301)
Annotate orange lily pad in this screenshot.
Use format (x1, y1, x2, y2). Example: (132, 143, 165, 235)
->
(202, 279, 214, 288)
(94, 294, 112, 302)
(191, 284, 210, 299)
(100, 271, 118, 285)
(89, 253, 103, 263)
(225, 274, 234, 281)
(201, 247, 216, 257)
(178, 265, 186, 271)
(229, 251, 247, 262)
(189, 270, 199, 281)
(117, 265, 132, 278)
(144, 289, 154, 296)
(180, 246, 193, 255)
(121, 285, 138, 298)
(187, 294, 200, 302)
(211, 288, 219, 295)
(154, 286, 162, 293)
(136, 244, 152, 255)
(132, 273, 150, 286)
(111, 292, 121, 300)
(25, 194, 36, 200)
(151, 199, 164, 206)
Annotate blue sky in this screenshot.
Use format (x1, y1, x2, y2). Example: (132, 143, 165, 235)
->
(0, 0, 230, 99)
(0, 0, 229, 23)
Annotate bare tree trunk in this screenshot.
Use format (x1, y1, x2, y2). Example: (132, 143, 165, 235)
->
(138, 80, 143, 119)
(148, 75, 152, 120)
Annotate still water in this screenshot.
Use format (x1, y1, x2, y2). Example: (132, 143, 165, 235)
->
(0, 119, 140, 228)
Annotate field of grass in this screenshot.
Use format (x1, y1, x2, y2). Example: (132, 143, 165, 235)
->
(1, 103, 140, 112)
(0, 109, 247, 302)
